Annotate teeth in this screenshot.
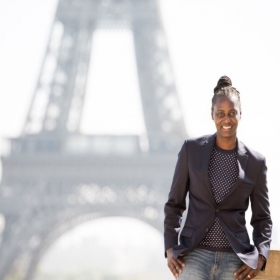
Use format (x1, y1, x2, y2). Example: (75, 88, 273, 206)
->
(223, 126, 231, 129)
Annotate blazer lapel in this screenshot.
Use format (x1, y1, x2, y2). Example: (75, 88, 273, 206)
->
(200, 134, 216, 206)
(219, 139, 248, 204)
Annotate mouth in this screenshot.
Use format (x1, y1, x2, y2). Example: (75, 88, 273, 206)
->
(222, 126, 232, 130)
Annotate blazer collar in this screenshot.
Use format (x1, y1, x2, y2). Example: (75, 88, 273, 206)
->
(200, 133, 248, 206)
(200, 133, 247, 152)
(200, 134, 216, 206)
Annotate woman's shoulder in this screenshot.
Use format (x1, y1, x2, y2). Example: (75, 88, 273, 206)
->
(185, 134, 214, 144)
(182, 134, 215, 149)
(238, 140, 266, 162)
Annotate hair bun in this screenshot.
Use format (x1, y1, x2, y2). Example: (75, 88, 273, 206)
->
(214, 76, 232, 93)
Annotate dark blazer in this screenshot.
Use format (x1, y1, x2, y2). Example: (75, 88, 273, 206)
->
(164, 133, 272, 270)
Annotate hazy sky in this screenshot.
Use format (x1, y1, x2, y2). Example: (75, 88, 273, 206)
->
(1, 0, 280, 278)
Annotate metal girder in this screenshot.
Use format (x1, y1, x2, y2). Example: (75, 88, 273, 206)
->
(22, 0, 186, 153)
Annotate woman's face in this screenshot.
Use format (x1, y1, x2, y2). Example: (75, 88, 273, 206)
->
(212, 95, 241, 140)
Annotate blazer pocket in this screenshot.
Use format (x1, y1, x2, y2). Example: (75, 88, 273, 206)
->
(180, 227, 195, 238)
(235, 231, 250, 243)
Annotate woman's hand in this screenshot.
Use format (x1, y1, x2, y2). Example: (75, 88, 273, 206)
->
(234, 255, 265, 279)
(166, 248, 185, 278)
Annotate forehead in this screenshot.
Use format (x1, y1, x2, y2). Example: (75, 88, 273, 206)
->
(214, 95, 240, 110)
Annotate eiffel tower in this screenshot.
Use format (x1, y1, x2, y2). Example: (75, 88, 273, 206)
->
(0, 0, 187, 279)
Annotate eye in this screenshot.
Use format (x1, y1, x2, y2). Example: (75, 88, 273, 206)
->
(229, 111, 237, 117)
(216, 112, 225, 118)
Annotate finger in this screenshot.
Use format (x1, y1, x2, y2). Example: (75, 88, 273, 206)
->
(171, 268, 179, 278)
(173, 263, 183, 274)
(236, 267, 251, 280)
(174, 259, 184, 271)
(171, 266, 179, 278)
(170, 269, 178, 278)
(245, 273, 255, 279)
(246, 270, 257, 279)
(177, 258, 186, 267)
(168, 261, 180, 278)
(168, 264, 178, 278)
(234, 264, 248, 276)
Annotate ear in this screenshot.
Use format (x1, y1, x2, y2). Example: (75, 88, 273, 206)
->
(211, 109, 214, 120)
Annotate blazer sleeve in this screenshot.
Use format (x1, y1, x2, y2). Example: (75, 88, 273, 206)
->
(164, 140, 190, 255)
(250, 158, 273, 269)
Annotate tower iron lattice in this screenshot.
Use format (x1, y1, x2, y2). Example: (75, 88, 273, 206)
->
(0, 0, 187, 279)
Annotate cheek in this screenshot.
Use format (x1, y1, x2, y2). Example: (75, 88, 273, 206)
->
(213, 118, 221, 125)
(233, 117, 240, 124)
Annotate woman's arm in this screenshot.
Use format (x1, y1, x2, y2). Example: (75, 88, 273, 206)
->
(164, 140, 190, 254)
(235, 158, 273, 279)
(164, 140, 190, 278)
(250, 158, 272, 269)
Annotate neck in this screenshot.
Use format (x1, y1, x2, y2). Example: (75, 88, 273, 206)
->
(215, 136, 237, 150)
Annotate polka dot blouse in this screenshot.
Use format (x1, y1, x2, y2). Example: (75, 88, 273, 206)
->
(199, 144, 238, 251)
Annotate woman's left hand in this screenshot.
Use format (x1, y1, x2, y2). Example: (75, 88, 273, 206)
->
(234, 255, 265, 279)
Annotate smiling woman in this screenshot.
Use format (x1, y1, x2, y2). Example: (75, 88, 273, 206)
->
(0, 1, 280, 279)
(164, 76, 272, 280)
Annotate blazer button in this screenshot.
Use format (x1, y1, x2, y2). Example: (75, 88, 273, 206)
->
(216, 209, 219, 212)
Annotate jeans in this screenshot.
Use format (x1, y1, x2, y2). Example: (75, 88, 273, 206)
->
(177, 248, 243, 280)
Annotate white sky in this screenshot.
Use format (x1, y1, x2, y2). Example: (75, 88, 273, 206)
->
(80, 29, 145, 135)
(0, 0, 280, 277)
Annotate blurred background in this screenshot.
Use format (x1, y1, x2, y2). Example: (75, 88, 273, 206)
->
(0, 0, 280, 279)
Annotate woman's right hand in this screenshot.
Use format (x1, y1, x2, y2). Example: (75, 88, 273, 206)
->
(166, 248, 185, 278)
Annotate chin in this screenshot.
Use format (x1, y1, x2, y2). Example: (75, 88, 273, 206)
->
(219, 132, 236, 138)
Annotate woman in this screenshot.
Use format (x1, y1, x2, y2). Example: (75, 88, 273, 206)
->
(164, 76, 272, 280)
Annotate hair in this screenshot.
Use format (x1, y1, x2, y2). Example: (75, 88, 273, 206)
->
(211, 76, 241, 113)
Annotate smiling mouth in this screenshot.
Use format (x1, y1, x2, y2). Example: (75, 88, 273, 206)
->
(222, 126, 232, 129)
